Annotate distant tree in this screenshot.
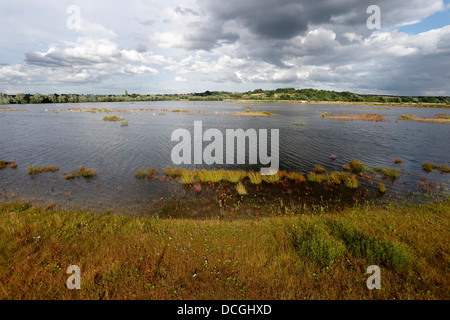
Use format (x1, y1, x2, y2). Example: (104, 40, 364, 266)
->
(30, 93, 44, 104)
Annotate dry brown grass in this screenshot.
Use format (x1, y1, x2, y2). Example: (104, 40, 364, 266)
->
(0, 201, 448, 300)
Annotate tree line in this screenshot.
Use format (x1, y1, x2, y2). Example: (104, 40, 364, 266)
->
(0, 89, 448, 105)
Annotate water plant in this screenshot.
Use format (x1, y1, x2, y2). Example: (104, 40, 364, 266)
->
(134, 168, 159, 179)
(441, 165, 450, 173)
(373, 168, 398, 180)
(394, 158, 403, 164)
(313, 165, 327, 174)
(120, 120, 129, 126)
(65, 166, 96, 180)
(103, 115, 124, 121)
(378, 182, 386, 193)
(164, 166, 184, 177)
(343, 174, 359, 189)
(262, 172, 280, 184)
(285, 171, 305, 183)
(223, 170, 247, 184)
(323, 113, 388, 122)
(247, 171, 262, 185)
(27, 165, 59, 175)
(180, 172, 195, 185)
(0, 160, 16, 169)
(422, 162, 437, 173)
(349, 159, 365, 173)
(293, 122, 306, 126)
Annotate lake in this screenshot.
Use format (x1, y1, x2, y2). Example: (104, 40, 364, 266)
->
(0, 101, 449, 214)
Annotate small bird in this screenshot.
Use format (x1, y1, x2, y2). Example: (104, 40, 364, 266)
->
(330, 154, 337, 160)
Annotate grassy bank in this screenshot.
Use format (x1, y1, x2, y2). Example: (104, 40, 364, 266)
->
(0, 200, 448, 300)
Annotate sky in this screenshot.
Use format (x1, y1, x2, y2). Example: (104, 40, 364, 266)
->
(0, 0, 449, 96)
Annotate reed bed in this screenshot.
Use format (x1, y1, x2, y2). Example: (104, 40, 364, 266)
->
(323, 113, 389, 122)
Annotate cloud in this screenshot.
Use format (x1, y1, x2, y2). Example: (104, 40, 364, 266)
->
(0, 0, 449, 95)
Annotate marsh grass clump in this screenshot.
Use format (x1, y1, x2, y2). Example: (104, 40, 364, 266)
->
(349, 159, 365, 173)
(27, 165, 59, 175)
(285, 171, 305, 183)
(0, 160, 18, 169)
(329, 221, 412, 272)
(247, 171, 262, 185)
(422, 162, 437, 173)
(290, 221, 346, 267)
(313, 165, 327, 174)
(342, 164, 351, 172)
(378, 182, 386, 193)
(293, 122, 306, 126)
(164, 166, 184, 177)
(307, 172, 318, 183)
(394, 158, 403, 164)
(262, 172, 280, 184)
(103, 115, 124, 121)
(223, 170, 247, 184)
(329, 171, 348, 185)
(440, 165, 450, 173)
(235, 182, 247, 196)
(7, 161, 17, 169)
(343, 174, 359, 189)
(180, 172, 195, 185)
(373, 168, 399, 180)
(65, 166, 96, 180)
(120, 120, 129, 127)
(134, 168, 159, 179)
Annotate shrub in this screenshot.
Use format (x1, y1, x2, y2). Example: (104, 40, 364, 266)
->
(290, 221, 346, 267)
(329, 221, 412, 272)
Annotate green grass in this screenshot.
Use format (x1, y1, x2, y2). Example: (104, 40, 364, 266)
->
(290, 220, 346, 267)
(328, 221, 413, 272)
(293, 122, 306, 126)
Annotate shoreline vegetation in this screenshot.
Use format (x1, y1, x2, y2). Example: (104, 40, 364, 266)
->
(0, 200, 448, 299)
(1, 88, 449, 109)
